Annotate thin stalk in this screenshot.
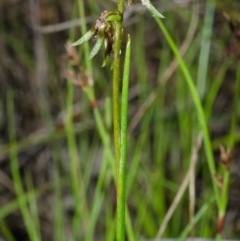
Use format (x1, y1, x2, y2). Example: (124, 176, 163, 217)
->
(113, 0, 124, 179)
(67, 4, 88, 238)
(112, 22, 122, 179)
(117, 35, 131, 241)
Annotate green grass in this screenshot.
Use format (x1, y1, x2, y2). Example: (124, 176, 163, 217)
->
(0, 0, 239, 240)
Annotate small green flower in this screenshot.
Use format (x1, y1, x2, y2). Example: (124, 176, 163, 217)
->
(72, 10, 122, 66)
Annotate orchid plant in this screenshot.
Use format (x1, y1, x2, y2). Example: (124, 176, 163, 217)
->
(72, 10, 122, 66)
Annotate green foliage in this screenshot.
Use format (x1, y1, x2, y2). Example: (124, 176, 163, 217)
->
(1, 0, 239, 240)
(141, 0, 165, 18)
(89, 28, 105, 59)
(71, 29, 95, 47)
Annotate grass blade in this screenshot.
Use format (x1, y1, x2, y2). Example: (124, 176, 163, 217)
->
(141, 0, 164, 18)
(117, 34, 131, 241)
(89, 30, 104, 59)
(71, 29, 95, 47)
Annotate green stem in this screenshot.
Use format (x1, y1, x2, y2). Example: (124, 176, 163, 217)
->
(67, 3, 89, 237)
(112, 20, 123, 180)
(114, 1, 126, 237)
(86, 87, 135, 241)
(117, 0, 125, 14)
(117, 35, 131, 241)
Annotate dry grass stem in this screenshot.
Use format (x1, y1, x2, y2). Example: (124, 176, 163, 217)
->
(155, 133, 203, 240)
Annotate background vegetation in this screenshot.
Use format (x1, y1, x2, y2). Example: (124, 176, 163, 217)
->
(0, 0, 240, 240)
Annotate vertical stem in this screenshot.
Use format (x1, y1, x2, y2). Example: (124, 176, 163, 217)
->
(112, 22, 122, 179)
(112, 1, 125, 238)
(117, 35, 131, 241)
(112, 9, 124, 179)
(67, 2, 89, 237)
(117, 0, 125, 14)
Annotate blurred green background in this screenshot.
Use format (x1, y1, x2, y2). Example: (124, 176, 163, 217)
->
(0, 0, 240, 240)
